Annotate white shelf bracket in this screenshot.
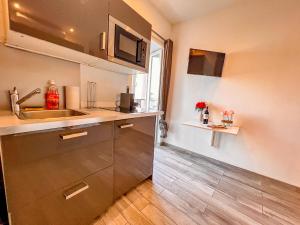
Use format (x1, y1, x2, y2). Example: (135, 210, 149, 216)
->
(210, 130, 216, 147)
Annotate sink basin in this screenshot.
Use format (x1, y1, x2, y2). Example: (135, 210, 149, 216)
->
(17, 109, 87, 120)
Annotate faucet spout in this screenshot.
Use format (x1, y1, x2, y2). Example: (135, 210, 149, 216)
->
(15, 88, 42, 107)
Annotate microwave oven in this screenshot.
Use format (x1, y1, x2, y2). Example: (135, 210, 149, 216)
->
(108, 16, 150, 73)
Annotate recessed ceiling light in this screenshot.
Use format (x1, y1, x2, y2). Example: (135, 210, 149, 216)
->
(13, 2, 20, 9)
(69, 28, 74, 33)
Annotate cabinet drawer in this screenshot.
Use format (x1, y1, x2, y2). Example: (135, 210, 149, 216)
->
(1, 122, 113, 211)
(10, 166, 113, 225)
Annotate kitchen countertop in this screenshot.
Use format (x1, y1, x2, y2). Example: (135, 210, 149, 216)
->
(0, 109, 163, 136)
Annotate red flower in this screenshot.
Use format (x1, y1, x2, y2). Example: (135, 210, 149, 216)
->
(195, 101, 206, 111)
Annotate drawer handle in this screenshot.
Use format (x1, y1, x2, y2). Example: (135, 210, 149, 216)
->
(100, 32, 106, 50)
(60, 131, 88, 140)
(119, 123, 134, 129)
(64, 182, 89, 200)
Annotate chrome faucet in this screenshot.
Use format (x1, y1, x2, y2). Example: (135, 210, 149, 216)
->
(10, 88, 42, 113)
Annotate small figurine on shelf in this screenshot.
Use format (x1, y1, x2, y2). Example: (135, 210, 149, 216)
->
(195, 101, 206, 122)
(221, 110, 234, 127)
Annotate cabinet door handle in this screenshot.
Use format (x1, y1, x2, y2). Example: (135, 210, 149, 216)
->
(60, 131, 88, 140)
(63, 182, 89, 200)
(119, 123, 134, 129)
(100, 32, 106, 50)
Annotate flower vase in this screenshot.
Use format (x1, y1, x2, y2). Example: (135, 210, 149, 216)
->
(199, 110, 204, 122)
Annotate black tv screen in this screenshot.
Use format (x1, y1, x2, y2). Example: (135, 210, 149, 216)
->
(187, 48, 225, 77)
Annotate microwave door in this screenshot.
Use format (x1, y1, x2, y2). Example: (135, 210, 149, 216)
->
(115, 25, 139, 65)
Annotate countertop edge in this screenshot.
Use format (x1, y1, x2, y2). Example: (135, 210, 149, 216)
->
(0, 110, 163, 136)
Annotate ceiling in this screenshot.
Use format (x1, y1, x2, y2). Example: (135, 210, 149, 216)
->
(148, 0, 238, 24)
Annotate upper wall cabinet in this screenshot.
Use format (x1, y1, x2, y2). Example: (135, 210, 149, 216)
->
(109, 0, 151, 40)
(4, 0, 152, 74)
(8, 0, 109, 59)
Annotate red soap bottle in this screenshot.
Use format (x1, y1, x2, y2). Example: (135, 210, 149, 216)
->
(46, 80, 59, 110)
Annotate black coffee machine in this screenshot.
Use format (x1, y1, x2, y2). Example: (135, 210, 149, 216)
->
(119, 86, 135, 113)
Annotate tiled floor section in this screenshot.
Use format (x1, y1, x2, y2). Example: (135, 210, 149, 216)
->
(93, 145, 300, 225)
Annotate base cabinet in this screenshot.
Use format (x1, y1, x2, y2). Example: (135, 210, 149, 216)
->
(114, 116, 156, 199)
(1, 122, 114, 225)
(0, 116, 157, 224)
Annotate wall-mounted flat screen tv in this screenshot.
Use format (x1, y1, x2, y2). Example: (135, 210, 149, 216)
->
(187, 48, 225, 77)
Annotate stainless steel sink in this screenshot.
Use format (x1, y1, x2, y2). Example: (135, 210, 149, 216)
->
(17, 109, 87, 120)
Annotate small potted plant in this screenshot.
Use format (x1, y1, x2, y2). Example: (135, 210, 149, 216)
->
(195, 101, 206, 122)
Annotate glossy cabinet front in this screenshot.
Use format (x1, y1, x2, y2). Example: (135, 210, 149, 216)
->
(8, 0, 109, 59)
(0, 116, 157, 224)
(109, 0, 152, 40)
(114, 116, 156, 199)
(1, 122, 113, 225)
(11, 167, 113, 225)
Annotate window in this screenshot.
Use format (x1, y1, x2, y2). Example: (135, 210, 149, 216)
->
(132, 41, 163, 112)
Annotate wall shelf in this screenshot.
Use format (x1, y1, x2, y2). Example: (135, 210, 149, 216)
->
(183, 121, 240, 147)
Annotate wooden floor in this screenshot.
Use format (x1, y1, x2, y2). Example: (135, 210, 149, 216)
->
(94, 145, 300, 225)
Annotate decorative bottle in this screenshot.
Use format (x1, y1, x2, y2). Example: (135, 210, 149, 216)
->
(203, 107, 209, 124)
(46, 80, 59, 110)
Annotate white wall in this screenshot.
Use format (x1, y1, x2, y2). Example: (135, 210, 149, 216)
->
(123, 0, 172, 39)
(166, 0, 300, 187)
(0, 44, 80, 109)
(80, 64, 130, 108)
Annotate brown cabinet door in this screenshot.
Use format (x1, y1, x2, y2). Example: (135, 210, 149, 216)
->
(8, 0, 109, 59)
(109, 0, 152, 40)
(1, 122, 113, 214)
(10, 166, 113, 225)
(114, 116, 156, 199)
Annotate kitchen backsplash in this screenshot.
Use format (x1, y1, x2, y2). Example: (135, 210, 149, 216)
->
(0, 44, 131, 110)
(0, 44, 80, 110)
(80, 64, 131, 108)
